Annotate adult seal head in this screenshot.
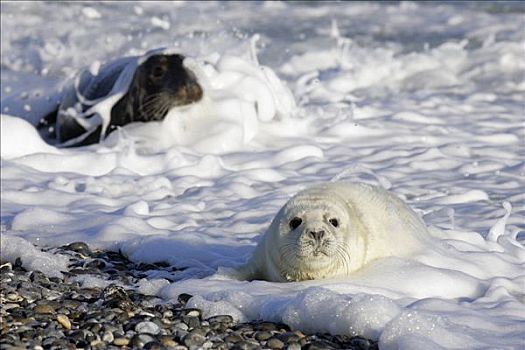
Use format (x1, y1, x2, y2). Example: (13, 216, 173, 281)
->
(38, 50, 203, 147)
(241, 182, 429, 282)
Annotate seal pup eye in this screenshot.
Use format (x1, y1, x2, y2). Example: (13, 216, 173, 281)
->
(289, 217, 302, 230)
(329, 218, 339, 227)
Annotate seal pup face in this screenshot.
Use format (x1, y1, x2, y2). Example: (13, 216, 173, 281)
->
(275, 189, 353, 281)
(132, 54, 203, 122)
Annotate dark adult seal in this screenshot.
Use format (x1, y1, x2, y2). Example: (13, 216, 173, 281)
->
(36, 50, 203, 147)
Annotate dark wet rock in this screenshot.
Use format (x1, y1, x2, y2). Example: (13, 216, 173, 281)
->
(276, 331, 304, 343)
(131, 333, 156, 348)
(182, 316, 200, 329)
(14, 257, 23, 269)
(178, 293, 193, 304)
(232, 339, 261, 350)
(29, 270, 49, 284)
(144, 341, 166, 350)
(64, 242, 92, 256)
(84, 259, 107, 269)
(102, 285, 134, 310)
(303, 340, 338, 349)
(349, 336, 379, 350)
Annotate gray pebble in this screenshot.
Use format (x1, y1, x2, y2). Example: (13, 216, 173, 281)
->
(135, 320, 161, 335)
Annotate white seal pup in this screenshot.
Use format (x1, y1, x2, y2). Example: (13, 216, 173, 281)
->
(241, 182, 429, 282)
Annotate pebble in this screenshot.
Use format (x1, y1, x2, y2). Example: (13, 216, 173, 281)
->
(183, 331, 206, 348)
(254, 331, 273, 341)
(33, 304, 55, 314)
(131, 333, 155, 348)
(0, 242, 378, 350)
(136, 320, 161, 335)
(267, 337, 285, 349)
(102, 330, 114, 342)
(65, 242, 92, 256)
(276, 331, 304, 343)
(159, 336, 178, 347)
(113, 337, 130, 346)
(225, 332, 244, 343)
(56, 314, 71, 329)
(286, 342, 301, 350)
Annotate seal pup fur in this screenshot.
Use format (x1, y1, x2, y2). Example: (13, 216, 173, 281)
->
(241, 182, 429, 282)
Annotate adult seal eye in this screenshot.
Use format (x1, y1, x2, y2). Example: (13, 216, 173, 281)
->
(289, 217, 302, 230)
(329, 218, 339, 227)
(151, 65, 167, 79)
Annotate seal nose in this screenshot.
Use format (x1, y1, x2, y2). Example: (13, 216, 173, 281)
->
(185, 82, 203, 102)
(308, 230, 325, 241)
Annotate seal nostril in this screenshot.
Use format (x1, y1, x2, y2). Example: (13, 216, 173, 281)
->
(185, 83, 203, 102)
(308, 230, 325, 241)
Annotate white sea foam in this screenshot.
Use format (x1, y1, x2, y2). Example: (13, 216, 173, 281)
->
(1, 2, 524, 349)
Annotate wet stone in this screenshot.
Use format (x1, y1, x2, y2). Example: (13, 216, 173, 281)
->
(14, 257, 23, 269)
(33, 303, 56, 314)
(285, 342, 301, 350)
(29, 271, 49, 284)
(183, 315, 201, 329)
(267, 338, 285, 349)
(84, 259, 106, 269)
(350, 336, 378, 350)
(232, 340, 261, 350)
(182, 308, 201, 318)
(144, 341, 165, 350)
(276, 332, 304, 343)
(178, 293, 193, 304)
(304, 340, 338, 350)
(56, 314, 71, 329)
(102, 285, 134, 310)
(159, 335, 178, 347)
(102, 330, 114, 343)
(135, 320, 161, 335)
(183, 331, 206, 348)
(253, 322, 281, 332)
(113, 337, 130, 346)
(254, 331, 272, 341)
(131, 333, 155, 348)
(64, 242, 92, 256)
(0, 262, 13, 272)
(225, 333, 244, 344)
(208, 315, 233, 326)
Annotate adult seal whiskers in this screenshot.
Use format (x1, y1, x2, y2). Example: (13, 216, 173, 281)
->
(240, 182, 429, 282)
(37, 50, 203, 147)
